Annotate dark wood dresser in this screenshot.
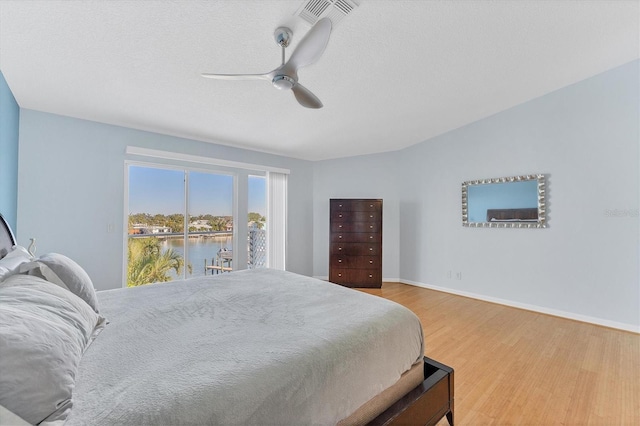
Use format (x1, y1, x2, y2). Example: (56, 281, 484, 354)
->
(329, 199, 382, 288)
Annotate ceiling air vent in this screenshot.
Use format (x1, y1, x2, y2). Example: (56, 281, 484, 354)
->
(296, 0, 360, 27)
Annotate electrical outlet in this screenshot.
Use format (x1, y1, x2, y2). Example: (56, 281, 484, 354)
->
(447, 270, 452, 279)
(455, 272, 462, 280)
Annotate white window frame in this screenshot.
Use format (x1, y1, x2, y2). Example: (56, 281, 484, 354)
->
(123, 147, 290, 287)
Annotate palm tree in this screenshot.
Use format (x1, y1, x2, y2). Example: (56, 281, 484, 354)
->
(127, 238, 184, 287)
(209, 217, 228, 231)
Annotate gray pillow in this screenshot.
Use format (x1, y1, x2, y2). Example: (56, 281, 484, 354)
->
(25, 252, 100, 313)
(0, 274, 105, 425)
(0, 404, 31, 425)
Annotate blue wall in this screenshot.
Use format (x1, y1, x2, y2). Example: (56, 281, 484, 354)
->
(395, 59, 639, 330)
(314, 60, 639, 330)
(17, 111, 315, 290)
(0, 71, 19, 233)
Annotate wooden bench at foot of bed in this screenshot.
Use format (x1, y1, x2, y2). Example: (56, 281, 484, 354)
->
(368, 357, 454, 426)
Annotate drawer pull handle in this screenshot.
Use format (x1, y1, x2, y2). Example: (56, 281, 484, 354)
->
(369, 248, 373, 251)
(370, 204, 373, 207)
(338, 273, 342, 277)
(338, 247, 342, 251)
(370, 236, 373, 239)
(338, 259, 342, 263)
(339, 225, 343, 228)
(339, 235, 343, 239)
(339, 204, 342, 207)
(370, 225, 373, 228)
(369, 274, 373, 278)
(339, 214, 342, 218)
(370, 215, 373, 218)
(369, 260, 373, 264)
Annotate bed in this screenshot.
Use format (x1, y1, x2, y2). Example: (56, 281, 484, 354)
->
(486, 208, 538, 222)
(0, 214, 453, 426)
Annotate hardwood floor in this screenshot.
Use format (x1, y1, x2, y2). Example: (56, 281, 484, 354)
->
(357, 282, 640, 425)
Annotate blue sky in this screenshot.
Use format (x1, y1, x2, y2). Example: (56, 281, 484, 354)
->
(248, 175, 266, 216)
(129, 166, 265, 216)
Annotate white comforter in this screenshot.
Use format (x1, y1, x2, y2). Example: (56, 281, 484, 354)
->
(66, 269, 424, 425)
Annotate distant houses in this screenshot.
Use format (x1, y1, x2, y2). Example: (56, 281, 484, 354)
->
(189, 220, 212, 231)
(128, 218, 254, 235)
(189, 219, 233, 232)
(129, 224, 172, 235)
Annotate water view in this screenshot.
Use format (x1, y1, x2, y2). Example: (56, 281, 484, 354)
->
(126, 166, 266, 286)
(162, 234, 233, 279)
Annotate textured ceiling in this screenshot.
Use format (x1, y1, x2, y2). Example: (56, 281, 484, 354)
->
(0, 0, 638, 161)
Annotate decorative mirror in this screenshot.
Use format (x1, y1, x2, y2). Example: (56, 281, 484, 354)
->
(462, 174, 547, 228)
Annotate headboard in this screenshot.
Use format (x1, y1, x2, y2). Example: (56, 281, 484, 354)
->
(0, 214, 17, 259)
(486, 208, 539, 222)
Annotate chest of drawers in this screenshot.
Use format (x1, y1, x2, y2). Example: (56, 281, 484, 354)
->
(329, 199, 382, 288)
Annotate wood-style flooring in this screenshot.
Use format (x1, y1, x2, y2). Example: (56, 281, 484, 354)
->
(357, 282, 640, 426)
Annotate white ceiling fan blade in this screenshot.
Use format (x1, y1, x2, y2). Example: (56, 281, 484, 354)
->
(286, 18, 332, 71)
(291, 83, 323, 109)
(201, 72, 271, 81)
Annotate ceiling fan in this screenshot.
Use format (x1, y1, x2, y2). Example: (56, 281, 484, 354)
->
(201, 18, 332, 109)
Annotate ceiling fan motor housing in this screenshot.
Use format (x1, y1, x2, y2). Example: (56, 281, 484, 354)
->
(272, 75, 295, 90)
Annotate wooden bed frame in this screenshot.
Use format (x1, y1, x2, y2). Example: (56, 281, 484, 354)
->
(369, 357, 454, 426)
(0, 214, 454, 426)
(486, 207, 538, 222)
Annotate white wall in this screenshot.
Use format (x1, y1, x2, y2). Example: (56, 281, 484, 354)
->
(312, 152, 401, 280)
(17, 110, 314, 290)
(314, 60, 639, 330)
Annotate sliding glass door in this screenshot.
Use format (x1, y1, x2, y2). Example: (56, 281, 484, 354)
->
(127, 165, 235, 286)
(127, 166, 186, 286)
(187, 171, 234, 277)
(248, 175, 266, 269)
(125, 161, 282, 286)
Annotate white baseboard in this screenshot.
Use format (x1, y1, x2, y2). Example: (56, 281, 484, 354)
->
(311, 275, 637, 333)
(399, 278, 640, 334)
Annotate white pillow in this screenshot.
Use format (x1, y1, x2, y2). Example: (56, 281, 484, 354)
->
(0, 274, 105, 425)
(21, 252, 100, 313)
(0, 246, 33, 281)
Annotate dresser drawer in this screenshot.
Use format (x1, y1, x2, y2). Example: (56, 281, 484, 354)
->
(330, 269, 382, 288)
(329, 269, 351, 285)
(331, 211, 381, 223)
(330, 232, 381, 243)
(350, 270, 382, 287)
(330, 243, 381, 256)
(330, 255, 381, 269)
(331, 222, 381, 233)
(330, 199, 382, 214)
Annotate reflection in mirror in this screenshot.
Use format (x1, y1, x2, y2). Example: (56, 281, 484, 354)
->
(462, 174, 546, 228)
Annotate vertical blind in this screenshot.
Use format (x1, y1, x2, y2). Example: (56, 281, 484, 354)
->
(267, 172, 287, 270)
